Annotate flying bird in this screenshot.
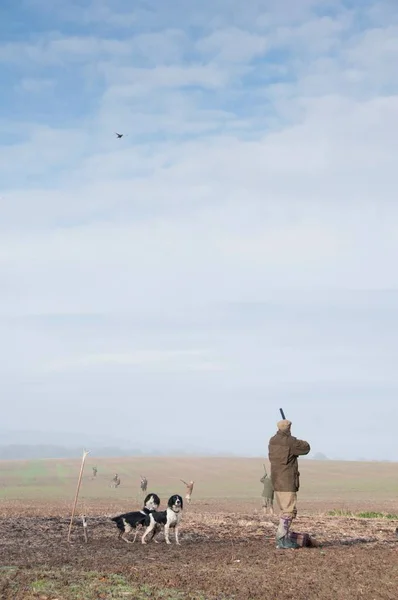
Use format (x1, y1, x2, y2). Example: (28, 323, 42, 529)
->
(115, 132, 124, 138)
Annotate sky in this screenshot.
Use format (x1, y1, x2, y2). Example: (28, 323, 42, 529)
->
(1, 0, 398, 460)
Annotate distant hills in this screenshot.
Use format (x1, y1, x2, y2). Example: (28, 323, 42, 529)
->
(0, 430, 235, 460)
(312, 452, 329, 460)
(0, 430, 391, 461)
(0, 444, 143, 460)
(0, 444, 241, 460)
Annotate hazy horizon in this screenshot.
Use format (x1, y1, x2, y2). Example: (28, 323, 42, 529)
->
(0, 418, 395, 462)
(1, 1, 398, 462)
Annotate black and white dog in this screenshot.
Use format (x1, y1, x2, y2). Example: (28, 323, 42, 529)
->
(142, 494, 183, 545)
(111, 493, 160, 543)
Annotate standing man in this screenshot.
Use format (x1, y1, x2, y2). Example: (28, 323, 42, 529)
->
(111, 473, 121, 488)
(268, 419, 310, 549)
(181, 479, 194, 504)
(92, 466, 98, 478)
(260, 466, 274, 515)
(140, 475, 148, 493)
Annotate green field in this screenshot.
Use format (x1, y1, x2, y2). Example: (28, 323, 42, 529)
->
(1, 456, 397, 513)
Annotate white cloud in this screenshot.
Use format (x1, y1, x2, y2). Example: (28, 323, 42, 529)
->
(197, 28, 268, 62)
(100, 63, 233, 89)
(271, 14, 352, 54)
(41, 350, 223, 374)
(17, 78, 55, 93)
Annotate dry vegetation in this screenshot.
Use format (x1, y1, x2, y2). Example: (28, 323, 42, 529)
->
(1, 457, 398, 599)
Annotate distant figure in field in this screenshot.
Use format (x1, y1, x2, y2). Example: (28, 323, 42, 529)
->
(92, 466, 98, 478)
(260, 467, 274, 515)
(111, 473, 121, 488)
(181, 479, 194, 504)
(140, 475, 148, 493)
(268, 420, 310, 549)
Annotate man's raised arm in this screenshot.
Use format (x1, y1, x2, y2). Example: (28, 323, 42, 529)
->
(292, 438, 311, 456)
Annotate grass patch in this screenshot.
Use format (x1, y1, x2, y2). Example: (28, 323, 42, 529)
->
(17, 461, 49, 484)
(328, 509, 398, 519)
(328, 509, 353, 517)
(0, 567, 219, 600)
(357, 511, 398, 519)
(55, 462, 71, 481)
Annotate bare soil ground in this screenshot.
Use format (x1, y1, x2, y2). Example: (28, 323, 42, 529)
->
(1, 458, 398, 599)
(1, 498, 398, 600)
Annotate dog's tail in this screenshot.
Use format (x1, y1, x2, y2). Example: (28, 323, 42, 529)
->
(111, 515, 123, 524)
(111, 515, 123, 527)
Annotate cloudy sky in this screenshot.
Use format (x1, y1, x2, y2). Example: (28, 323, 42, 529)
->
(1, 0, 397, 460)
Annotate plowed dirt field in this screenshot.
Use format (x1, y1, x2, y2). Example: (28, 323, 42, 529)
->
(1, 498, 398, 600)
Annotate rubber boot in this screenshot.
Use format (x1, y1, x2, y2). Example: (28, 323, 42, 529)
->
(276, 517, 300, 549)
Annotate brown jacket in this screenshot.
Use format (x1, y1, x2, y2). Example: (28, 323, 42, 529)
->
(268, 431, 310, 492)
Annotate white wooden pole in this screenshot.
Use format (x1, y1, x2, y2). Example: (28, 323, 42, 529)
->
(67, 449, 89, 543)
